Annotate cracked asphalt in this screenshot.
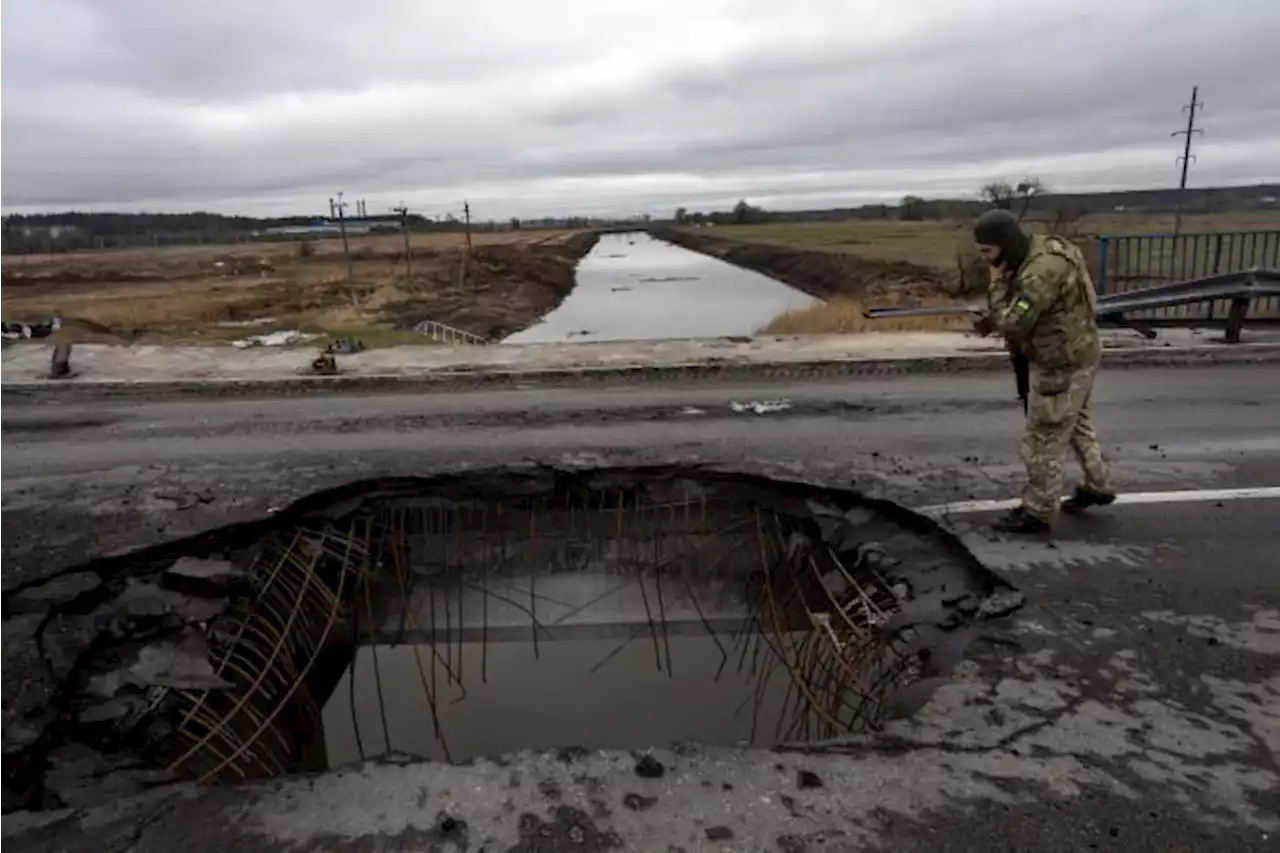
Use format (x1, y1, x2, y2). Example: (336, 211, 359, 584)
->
(3, 362, 1279, 852)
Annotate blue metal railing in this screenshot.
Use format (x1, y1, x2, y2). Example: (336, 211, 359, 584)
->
(1096, 230, 1280, 320)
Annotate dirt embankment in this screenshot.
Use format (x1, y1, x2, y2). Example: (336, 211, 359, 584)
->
(649, 227, 957, 306)
(2, 231, 599, 344)
(383, 231, 600, 339)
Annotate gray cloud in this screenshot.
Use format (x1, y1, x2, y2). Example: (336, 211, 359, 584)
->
(3, 0, 1278, 218)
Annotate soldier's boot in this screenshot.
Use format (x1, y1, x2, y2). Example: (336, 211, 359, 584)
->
(1060, 485, 1116, 515)
(991, 506, 1051, 534)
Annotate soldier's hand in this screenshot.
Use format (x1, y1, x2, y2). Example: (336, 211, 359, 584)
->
(972, 313, 996, 337)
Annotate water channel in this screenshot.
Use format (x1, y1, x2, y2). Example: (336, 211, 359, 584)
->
(502, 232, 815, 344)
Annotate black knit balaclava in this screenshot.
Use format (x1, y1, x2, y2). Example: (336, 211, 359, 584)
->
(973, 209, 1031, 271)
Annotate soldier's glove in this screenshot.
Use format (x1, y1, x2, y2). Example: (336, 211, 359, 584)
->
(971, 313, 996, 337)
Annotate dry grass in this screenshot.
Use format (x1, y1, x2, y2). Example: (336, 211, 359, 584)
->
(707, 211, 1280, 272)
(2, 229, 590, 344)
(725, 210, 1280, 335)
(759, 295, 972, 335)
(4, 229, 579, 270)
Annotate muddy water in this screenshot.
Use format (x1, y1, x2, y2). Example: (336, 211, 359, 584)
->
(322, 632, 798, 766)
(321, 567, 810, 765)
(502, 232, 815, 343)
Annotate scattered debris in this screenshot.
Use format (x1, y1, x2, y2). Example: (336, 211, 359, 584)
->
(310, 352, 338, 375)
(622, 793, 658, 812)
(567, 329, 595, 338)
(606, 253, 627, 258)
(2, 315, 62, 341)
(680, 407, 707, 416)
(634, 754, 666, 779)
(231, 330, 317, 349)
(436, 812, 464, 835)
(637, 276, 700, 283)
(610, 286, 633, 292)
(215, 317, 278, 328)
(705, 826, 734, 842)
(325, 338, 365, 355)
(730, 399, 792, 415)
(412, 319, 485, 345)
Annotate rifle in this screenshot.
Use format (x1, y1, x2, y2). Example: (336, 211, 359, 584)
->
(861, 304, 1151, 415)
(1011, 348, 1029, 415)
(860, 304, 1030, 412)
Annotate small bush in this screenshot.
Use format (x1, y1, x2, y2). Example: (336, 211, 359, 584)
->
(296, 240, 316, 258)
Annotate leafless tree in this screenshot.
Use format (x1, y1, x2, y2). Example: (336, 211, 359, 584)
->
(1015, 177, 1048, 219)
(979, 180, 1016, 210)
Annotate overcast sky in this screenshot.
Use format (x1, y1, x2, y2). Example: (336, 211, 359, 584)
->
(3, 0, 1278, 219)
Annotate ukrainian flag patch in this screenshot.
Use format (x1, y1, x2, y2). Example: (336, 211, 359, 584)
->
(1012, 296, 1033, 315)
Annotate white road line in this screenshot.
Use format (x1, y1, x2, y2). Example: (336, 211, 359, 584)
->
(918, 486, 1280, 516)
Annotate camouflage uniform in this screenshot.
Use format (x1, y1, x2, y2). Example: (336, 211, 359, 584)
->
(990, 234, 1112, 522)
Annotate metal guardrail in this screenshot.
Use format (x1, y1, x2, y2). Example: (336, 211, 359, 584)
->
(1096, 267, 1279, 342)
(412, 320, 487, 345)
(1097, 230, 1280, 321)
(865, 267, 1280, 343)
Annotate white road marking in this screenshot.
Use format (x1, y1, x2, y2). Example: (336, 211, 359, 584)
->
(918, 486, 1280, 516)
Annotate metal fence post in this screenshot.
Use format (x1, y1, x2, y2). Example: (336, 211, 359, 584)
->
(1096, 237, 1110, 293)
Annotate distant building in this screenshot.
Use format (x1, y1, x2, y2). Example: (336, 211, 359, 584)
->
(255, 218, 399, 239)
(18, 224, 82, 240)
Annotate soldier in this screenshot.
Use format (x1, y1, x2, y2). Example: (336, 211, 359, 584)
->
(971, 209, 1117, 533)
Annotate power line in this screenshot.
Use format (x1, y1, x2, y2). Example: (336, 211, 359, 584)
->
(1171, 85, 1204, 236)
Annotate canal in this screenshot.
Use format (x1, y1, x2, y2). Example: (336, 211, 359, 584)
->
(503, 232, 815, 344)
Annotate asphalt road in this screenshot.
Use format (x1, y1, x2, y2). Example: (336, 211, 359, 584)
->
(3, 363, 1279, 852)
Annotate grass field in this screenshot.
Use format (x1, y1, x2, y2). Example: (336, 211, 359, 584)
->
(709, 211, 1280, 269)
(2, 230, 592, 346)
(717, 211, 1280, 334)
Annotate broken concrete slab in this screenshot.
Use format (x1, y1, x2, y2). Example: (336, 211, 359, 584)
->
(1, 464, 1021, 817)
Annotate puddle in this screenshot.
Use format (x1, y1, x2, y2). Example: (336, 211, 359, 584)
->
(324, 630, 801, 765)
(503, 232, 815, 343)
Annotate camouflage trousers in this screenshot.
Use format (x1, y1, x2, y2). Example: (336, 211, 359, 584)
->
(1021, 364, 1111, 521)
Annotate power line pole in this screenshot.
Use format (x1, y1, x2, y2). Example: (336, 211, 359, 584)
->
(1171, 85, 1204, 237)
(334, 191, 354, 285)
(458, 201, 473, 291)
(394, 203, 412, 285)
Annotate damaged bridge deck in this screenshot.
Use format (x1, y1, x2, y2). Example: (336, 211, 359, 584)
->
(3, 365, 1279, 851)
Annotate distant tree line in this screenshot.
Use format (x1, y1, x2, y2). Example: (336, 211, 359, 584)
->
(0, 209, 574, 255)
(670, 183, 1278, 229)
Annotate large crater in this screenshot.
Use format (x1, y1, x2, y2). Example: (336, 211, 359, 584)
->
(2, 465, 1022, 811)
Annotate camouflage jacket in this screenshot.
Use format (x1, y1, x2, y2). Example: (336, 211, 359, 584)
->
(989, 234, 1101, 376)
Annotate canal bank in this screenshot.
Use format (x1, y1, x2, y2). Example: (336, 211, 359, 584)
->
(650, 226, 958, 306)
(503, 233, 816, 344)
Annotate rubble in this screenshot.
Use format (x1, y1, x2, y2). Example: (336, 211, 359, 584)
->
(0, 464, 1022, 813)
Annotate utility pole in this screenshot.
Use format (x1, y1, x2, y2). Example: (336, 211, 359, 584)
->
(334, 191, 354, 285)
(460, 201, 473, 290)
(1171, 85, 1204, 237)
(394, 203, 412, 284)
